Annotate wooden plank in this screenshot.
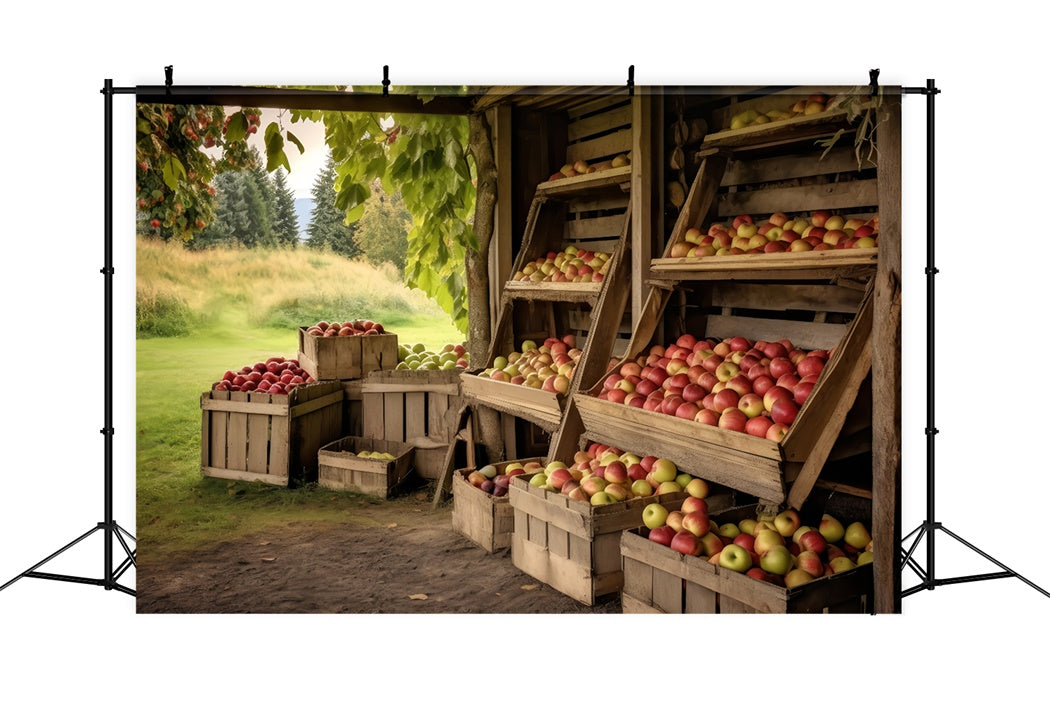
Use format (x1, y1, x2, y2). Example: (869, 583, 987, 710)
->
(208, 392, 229, 469)
(566, 194, 630, 214)
(383, 393, 405, 443)
(404, 392, 426, 441)
(704, 314, 848, 350)
(652, 567, 683, 614)
(359, 381, 460, 395)
(509, 484, 590, 539)
(200, 397, 289, 416)
(685, 580, 717, 614)
(622, 555, 653, 606)
(621, 592, 662, 614)
(534, 166, 631, 197)
(709, 86, 852, 130)
(245, 393, 270, 477)
(872, 93, 903, 615)
(717, 178, 878, 218)
(511, 533, 596, 605)
(287, 388, 343, 419)
(710, 282, 864, 315)
(566, 128, 632, 163)
(491, 104, 514, 329)
(362, 392, 384, 440)
(650, 250, 878, 279)
(428, 392, 451, 441)
(721, 146, 876, 187)
(566, 93, 629, 119)
(567, 103, 632, 142)
(564, 214, 625, 240)
(548, 524, 570, 560)
(662, 153, 731, 258)
(268, 406, 291, 480)
(201, 466, 287, 487)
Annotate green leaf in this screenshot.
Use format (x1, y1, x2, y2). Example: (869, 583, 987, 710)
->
(286, 131, 305, 154)
(264, 121, 281, 144)
(162, 156, 185, 191)
(265, 130, 289, 172)
(225, 112, 248, 142)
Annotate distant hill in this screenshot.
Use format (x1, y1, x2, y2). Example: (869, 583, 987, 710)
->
(294, 198, 314, 240)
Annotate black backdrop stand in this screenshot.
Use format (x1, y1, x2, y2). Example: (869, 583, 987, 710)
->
(2, 71, 1046, 607)
(899, 79, 1049, 601)
(0, 79, 136, 598)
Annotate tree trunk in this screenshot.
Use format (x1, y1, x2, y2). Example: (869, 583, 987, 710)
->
(466, 111, 497, 370)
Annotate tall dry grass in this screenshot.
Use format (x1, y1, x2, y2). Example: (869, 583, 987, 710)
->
(136, 238, 446, 336)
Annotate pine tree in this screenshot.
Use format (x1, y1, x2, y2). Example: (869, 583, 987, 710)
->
(355, 183, 411, 271)
(271, 169, 300, 246)
(306, 154, 359, 258)
(247, 148, 277, 246)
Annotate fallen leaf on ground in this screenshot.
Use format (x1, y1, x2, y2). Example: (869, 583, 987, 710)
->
(521, 584, 539, 591)
(386, 523, 398, 528)
(408, 593, 428, 600)
(258, 541, 271, 546)
(261, 557, 276, 562)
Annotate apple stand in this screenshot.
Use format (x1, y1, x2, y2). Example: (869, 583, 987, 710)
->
(899, 79, 1049, 601)
(0, 79, 137, 598)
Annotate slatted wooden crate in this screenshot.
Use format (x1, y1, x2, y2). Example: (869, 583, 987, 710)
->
(342, 380, 363, 437)
(317, 436, 414, 497)
(620, 502, 874, 614)
(297, 328, 399, 380)
(575, 280, 874, 508)
(508, 475, 688, 605)
(360, 369, 463, 480)
(451, 458, 544, 553)
(200, 381, 344, 487)
(650, 154, 878, 282)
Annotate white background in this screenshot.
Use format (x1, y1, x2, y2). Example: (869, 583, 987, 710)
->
(2, 2, 1047, 712)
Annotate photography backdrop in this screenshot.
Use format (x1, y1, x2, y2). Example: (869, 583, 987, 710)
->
(2, 2, 1047, 713)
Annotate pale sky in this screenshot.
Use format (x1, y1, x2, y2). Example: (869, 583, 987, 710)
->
(247, 107, 327, 199)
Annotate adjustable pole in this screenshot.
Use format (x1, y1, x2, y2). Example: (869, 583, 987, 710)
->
(900, 80, 1049, 601)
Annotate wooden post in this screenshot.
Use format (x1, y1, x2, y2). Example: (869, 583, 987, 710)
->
(631, 91, 654, 333)
(872, 92, 903, 614)
(490, 105, 514, 334)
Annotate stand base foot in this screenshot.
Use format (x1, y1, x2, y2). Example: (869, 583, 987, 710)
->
(0, 521, 136, 597)
(901, 521, 1050, 600)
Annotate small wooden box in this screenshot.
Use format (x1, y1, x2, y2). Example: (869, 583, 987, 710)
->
(297, 328, 398, 381)
(620, 504, 874, 614)
(459, 373, 565, 433)
(200, 381, 344, 487)
(317, 436, 414, 498)
(508, 475, 688, 605)
(450, 459, 541, 553)
(361, 369, 463, 481)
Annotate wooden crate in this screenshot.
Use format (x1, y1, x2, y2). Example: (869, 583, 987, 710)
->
(620, 503, 873, 614)
(342, 379, 364, 436)
(451, 458, 544, 553)
(508, 475, 688, 605)
(459, 373, 566, 434)
(200, 381, 344, 487)
(317, 436, 414, 497)
(297, 328, 399, 380)
(360, 369, 463, 480)
(575, 280, 874, 508)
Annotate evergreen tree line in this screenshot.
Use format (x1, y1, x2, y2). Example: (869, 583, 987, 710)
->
(190, 151, 411, 272)
(193, 148, 299, 249)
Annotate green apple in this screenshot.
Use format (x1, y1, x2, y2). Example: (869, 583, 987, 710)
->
(718, 544, 753, 573)
(844, 522, 872, 550)
(856, 551, 875, 566)
(521, 340, 537, 352)
(492, 356, 508, 370)
(759, 545, 793, 576)
(753, 529, 785, 557)
(657, 481, 683, 495)
(717, 522, 741, 539)
(819, 514, 845, 543)
(829, 556, 856, 574)
(630, 480, 654, 498)
(773, 509, 802, 538)
(784, 569, 815, 588)
(738, 518, 758, 536)
(529, 473, 548, 488)
(675, 473, 693, 489)
(650, 458, 678, 483)
(479, 464, 498, 479)
(642, 503, 670, 530)
(590, 491, 616, 506)
(685, 477, 709, 499)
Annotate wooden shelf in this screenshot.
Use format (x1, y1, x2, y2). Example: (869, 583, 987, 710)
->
(459, 373, 564, 433)
(534, 165, 632, 198)
(701, 109, 856, 152)
(649, 248, 878, 283)
(501, 280, 603, 305)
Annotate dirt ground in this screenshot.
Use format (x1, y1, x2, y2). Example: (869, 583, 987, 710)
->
(136, 487, 621, 614)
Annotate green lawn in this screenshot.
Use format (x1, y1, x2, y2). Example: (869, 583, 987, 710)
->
(136, 240, 464, 561)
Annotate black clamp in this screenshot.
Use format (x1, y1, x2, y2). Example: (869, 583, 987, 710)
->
(100, 427, 115, 436)
(164, 65, 173, 94)
(925, 427, 939, 436)
(100, 267, 114, 275)
(382, 65, 390, 96)
(627, 65, 635, 97)
(925, 267, 939, 275)
(869, 68, 880, 97)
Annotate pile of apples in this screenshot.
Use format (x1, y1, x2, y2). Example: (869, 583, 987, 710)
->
(597, 333, 832, 442)
(728, 93, 834, 130)
(304, 319, 386, 337)
(667, 211, 878, 259)
(523, 442, 711, 506)
(211, 357, 314, 394)
(547, 153, 630, 181)
(643, 503, 873, 587)
(396, 342, 469, 371)
(511, 245, 610, 284)
(464, 461, 546, 498)
(346, 449, 397, 461)
(479, 336, 582, 395)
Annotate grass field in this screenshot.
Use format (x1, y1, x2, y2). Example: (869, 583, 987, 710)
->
(136, 238, 465, 560)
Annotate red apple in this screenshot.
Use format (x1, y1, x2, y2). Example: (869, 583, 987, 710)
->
(745, 415, 774, 438)
(718, 407, 748, 432)
(763, 386, 794, 413)
(765, 422, 790, 443)
(694, 408, 720, 426)
(649, 525, 676, 547)
(770, 398, 801, 425)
